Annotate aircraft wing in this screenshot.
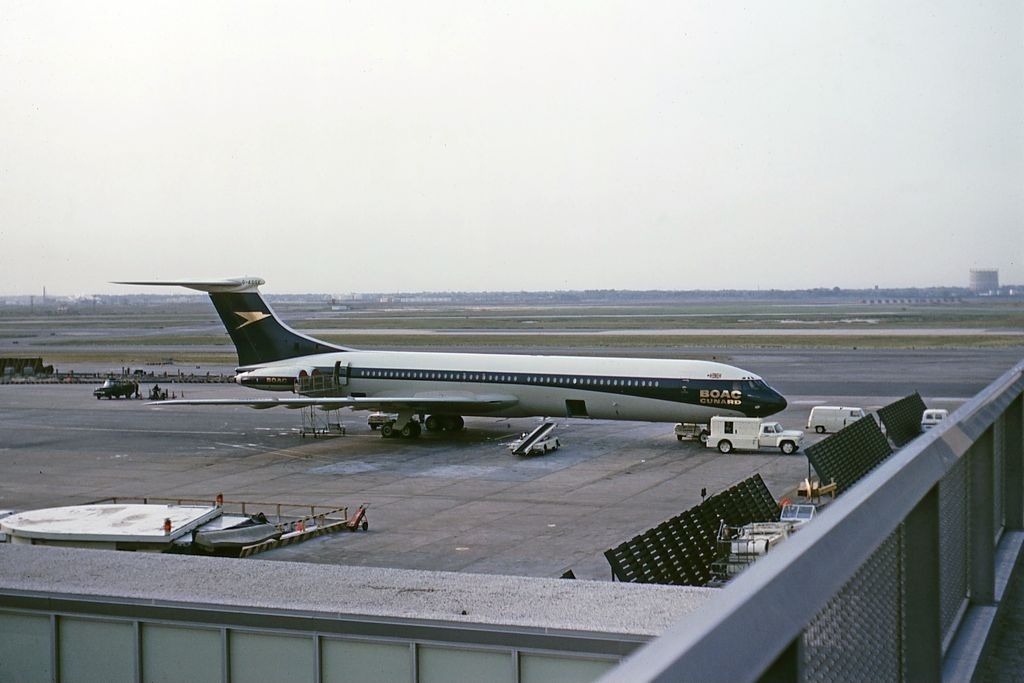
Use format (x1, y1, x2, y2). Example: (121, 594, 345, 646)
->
(148, 394, 519, 414)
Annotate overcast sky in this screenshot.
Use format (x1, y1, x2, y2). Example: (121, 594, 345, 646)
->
(1, 2, 1021, 296)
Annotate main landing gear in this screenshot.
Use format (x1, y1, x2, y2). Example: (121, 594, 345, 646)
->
(424, 415, 464, 433)
(380, 421, 421, 438)
(380, 414, 464, 438)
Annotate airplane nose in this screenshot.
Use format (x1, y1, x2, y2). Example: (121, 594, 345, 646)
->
(749, 386, 787, 417)
(762, 388, 787, 416)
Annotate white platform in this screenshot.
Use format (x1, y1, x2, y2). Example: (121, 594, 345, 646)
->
(0, 504, 221, 545)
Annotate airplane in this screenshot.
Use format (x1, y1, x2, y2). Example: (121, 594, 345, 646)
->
(116, 277, 788, 438)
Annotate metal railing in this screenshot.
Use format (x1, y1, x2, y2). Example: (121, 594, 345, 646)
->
(296, 374, 343, 395)
(90, 495, 350, 524)
(601, 359, 1024, 683)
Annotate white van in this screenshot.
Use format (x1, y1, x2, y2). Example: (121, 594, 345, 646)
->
(806, 406, 865, 434)
(706, 417, 804, 454)
(921, 409, 948, 430)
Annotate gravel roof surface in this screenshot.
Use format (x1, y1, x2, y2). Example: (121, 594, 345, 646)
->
(0, 544, 714, 636)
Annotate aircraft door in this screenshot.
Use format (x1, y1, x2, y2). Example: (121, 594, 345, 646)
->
(334, 361, 351, 386)
(565, 399, 589, 418)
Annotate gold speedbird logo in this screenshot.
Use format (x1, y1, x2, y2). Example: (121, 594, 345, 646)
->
(234, 311, 271, 329)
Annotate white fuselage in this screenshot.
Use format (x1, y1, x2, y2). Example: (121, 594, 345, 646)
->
(237, 349, 787, 423)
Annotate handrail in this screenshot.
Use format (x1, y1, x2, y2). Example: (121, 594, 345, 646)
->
(89, 496, 350, 522)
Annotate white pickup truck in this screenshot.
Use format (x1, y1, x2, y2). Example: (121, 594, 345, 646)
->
(706, 417, 804, 454)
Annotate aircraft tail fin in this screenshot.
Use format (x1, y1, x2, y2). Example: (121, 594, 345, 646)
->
(114, 277, 350, 366)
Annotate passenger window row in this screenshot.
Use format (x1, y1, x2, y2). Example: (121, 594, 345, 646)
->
(353, 368, 661, 388)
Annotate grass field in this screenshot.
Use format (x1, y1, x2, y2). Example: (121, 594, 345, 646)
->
(3, 298, 1022, 366)
(309, 332, 1024, 350)
(290, 306, 1024, 331)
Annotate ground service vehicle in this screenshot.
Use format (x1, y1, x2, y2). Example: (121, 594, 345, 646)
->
(93, 378, 137, 399)
(675, 423, 710, 443)
(921, 409, 948, 430)
(367, 412, 397, 430)
(508, 421, 559, 456)
(706, 417, 804, 454)
(508, 433, 560, 455)
(806, 406, 866, 434)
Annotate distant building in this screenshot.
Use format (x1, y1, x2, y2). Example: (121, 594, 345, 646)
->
(969, 269, 999, 294)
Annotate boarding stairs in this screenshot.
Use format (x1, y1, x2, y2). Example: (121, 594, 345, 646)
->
(511, 421, 556, 455)
(295, 375, 346, 437)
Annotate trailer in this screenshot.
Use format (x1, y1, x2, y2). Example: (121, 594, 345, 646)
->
(710, 504, 816, 584)
(674, 422, 709, 443)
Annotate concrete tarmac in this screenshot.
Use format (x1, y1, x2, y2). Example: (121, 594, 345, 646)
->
(1, 348, 1019, 580)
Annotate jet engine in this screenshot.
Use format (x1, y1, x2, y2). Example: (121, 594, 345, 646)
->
(234, 366, 317, 392)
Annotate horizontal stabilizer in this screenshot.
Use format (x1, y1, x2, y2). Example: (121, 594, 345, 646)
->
(113, 277, 265, 293)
